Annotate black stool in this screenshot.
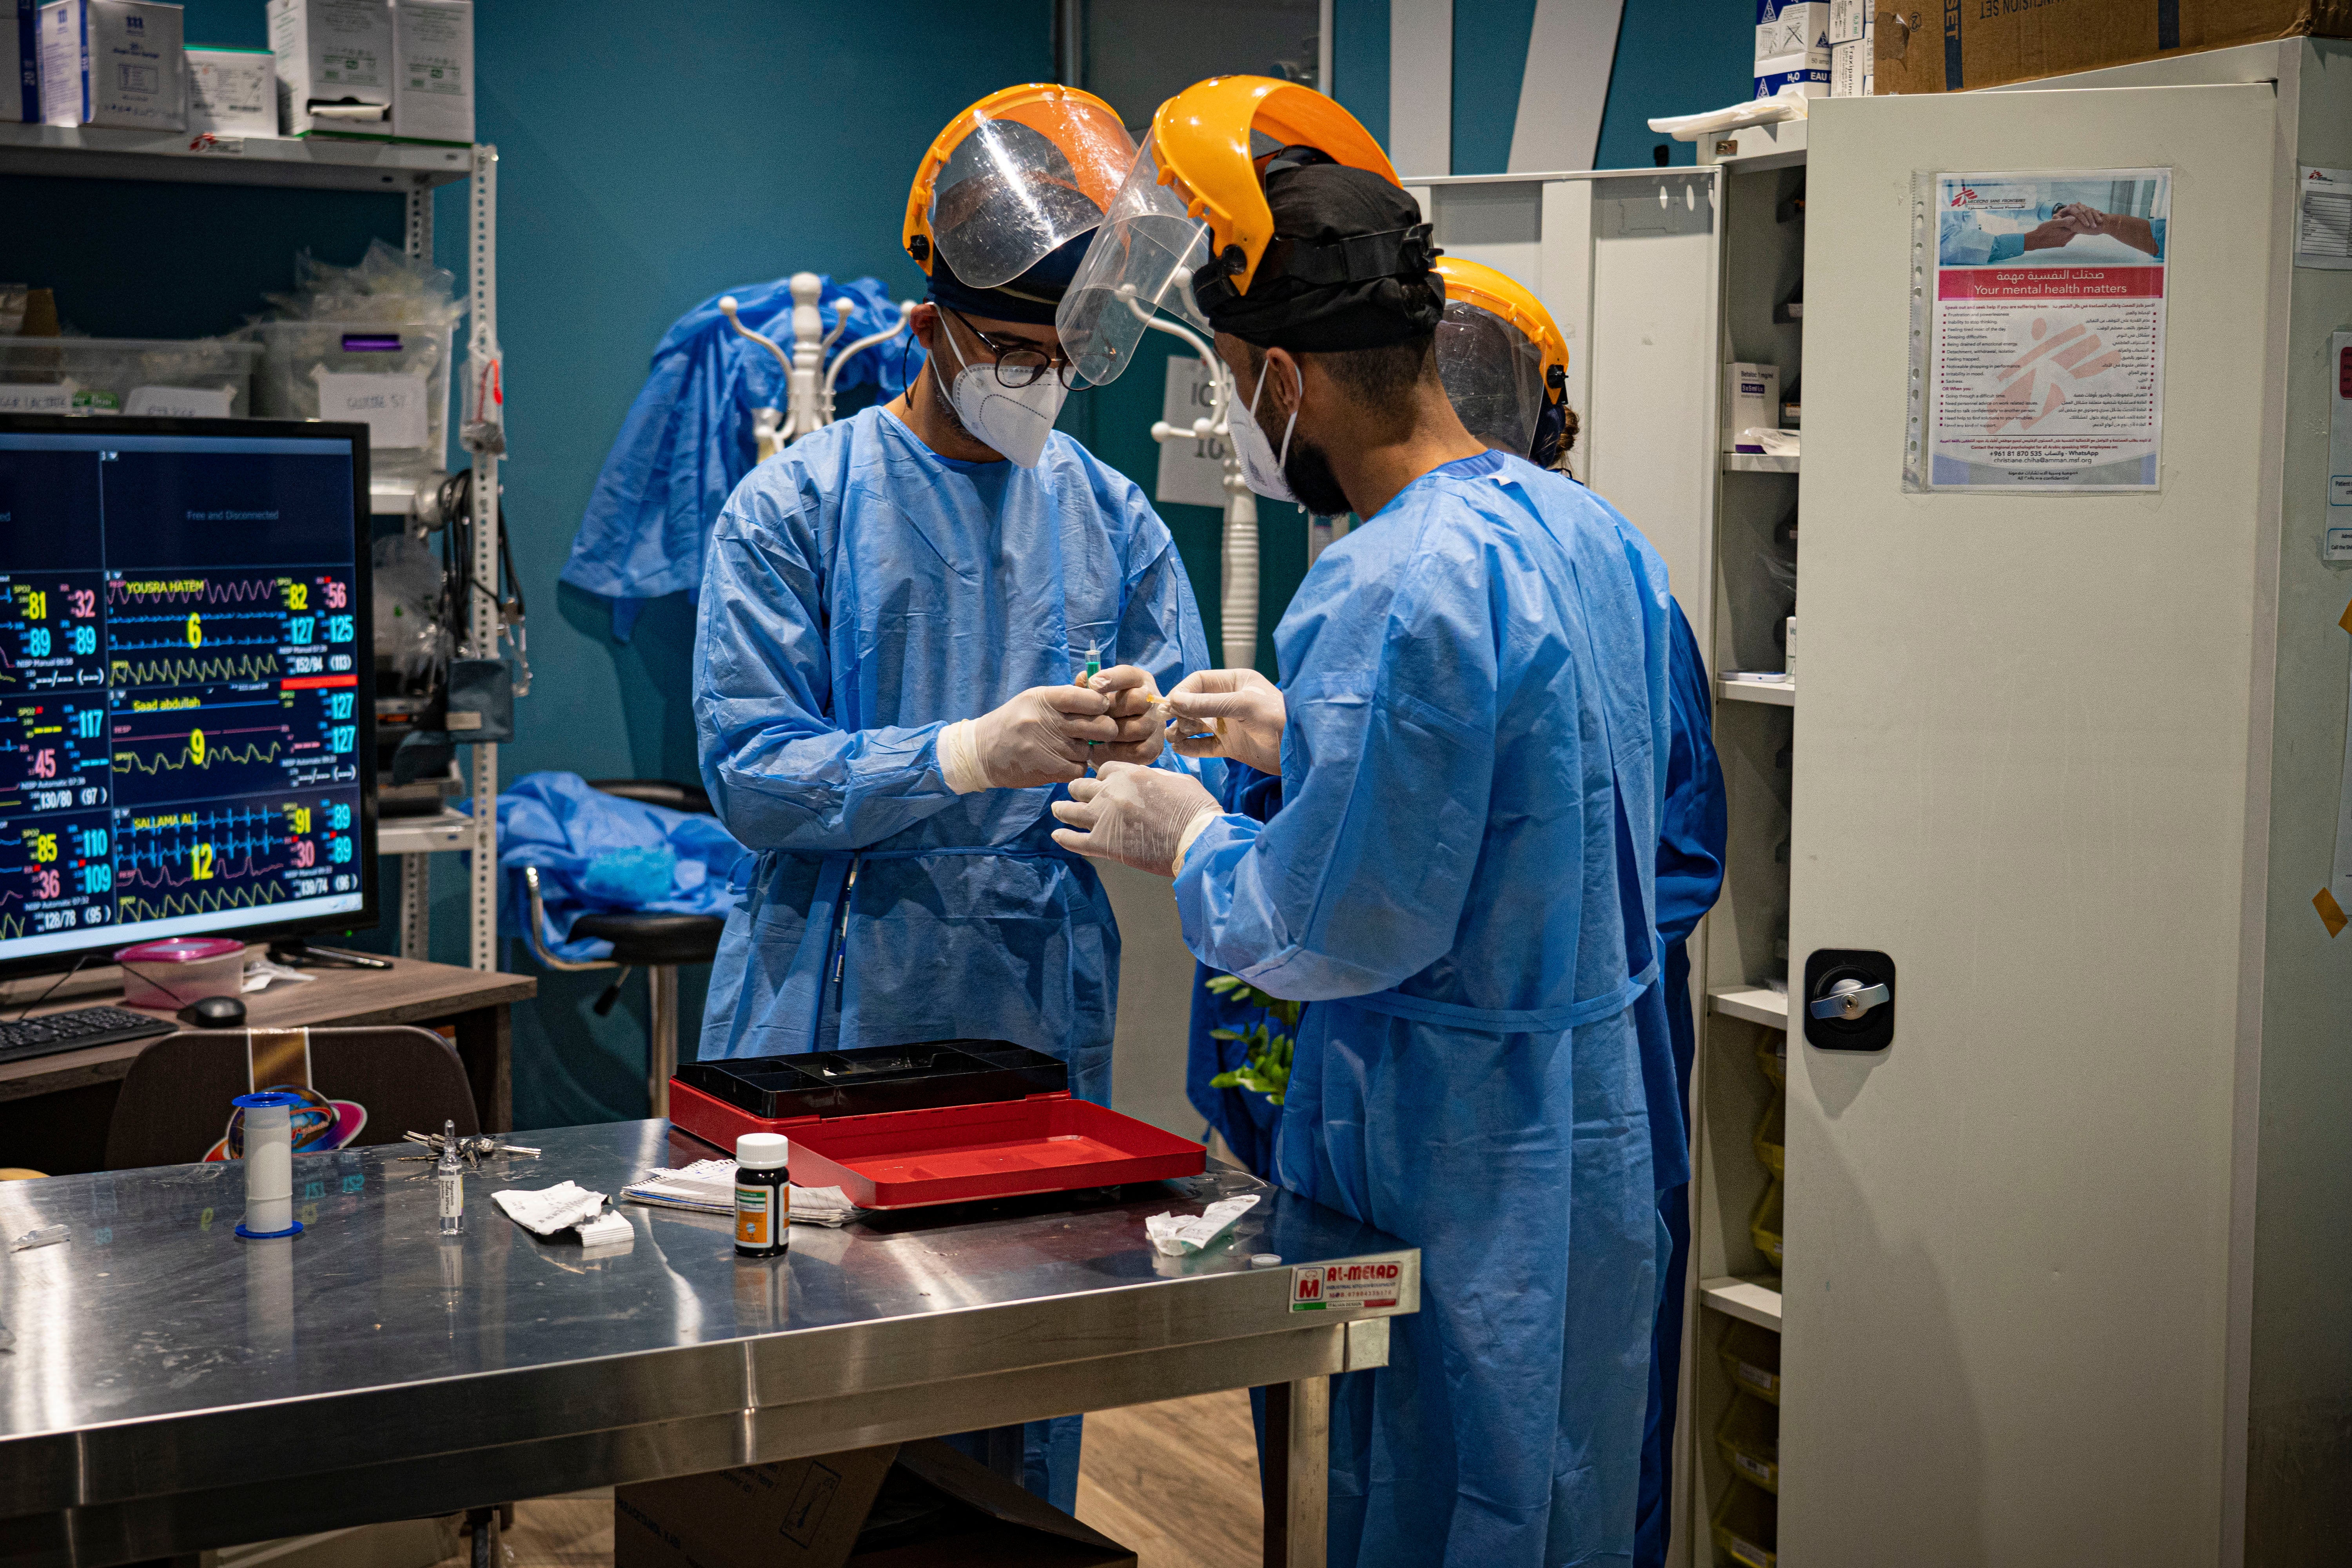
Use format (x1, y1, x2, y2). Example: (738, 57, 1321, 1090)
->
(519, 779, 725, 1118)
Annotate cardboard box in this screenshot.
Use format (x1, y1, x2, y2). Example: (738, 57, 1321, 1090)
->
(268, 0, 392, 138)
(185, 44, 273, 135)
(37, 0, 182, 130)
(5, 0, 36, 122)
(1723, 362, 1780, 454)
(615, 1440, 1137, 1568)
(1873, 0, 2350, 96)
(389, 0, 466, 145)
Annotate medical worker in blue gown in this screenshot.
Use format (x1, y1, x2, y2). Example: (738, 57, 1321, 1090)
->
(1180, 254, 1729, 1564)
(691, 85, 1210, 1510)
(1051, 127, 1671, 1567)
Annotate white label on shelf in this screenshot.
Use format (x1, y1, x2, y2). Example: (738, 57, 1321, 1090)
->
(1290, 1261, 1403, 1312)
(314, 370, 429, 448)
(0, 383, 76, 414)
(126, 385, 233, 418)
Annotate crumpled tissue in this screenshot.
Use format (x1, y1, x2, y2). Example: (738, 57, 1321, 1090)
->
(493, 1181, 611, 1237)
(1145, 1193, 1261, 1256)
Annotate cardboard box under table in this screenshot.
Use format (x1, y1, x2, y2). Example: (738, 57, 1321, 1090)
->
(669, 1040, 1205, 1208)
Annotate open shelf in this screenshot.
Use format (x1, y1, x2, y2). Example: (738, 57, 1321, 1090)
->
(1700, 1276, 1784, 1332)
(0, 122, 472, 191)
(1709, 984, 1789, 1030)
(1717, 677, 1795, 707)
(1724, 451, 1799, 474)
(377, 809, 479, 856)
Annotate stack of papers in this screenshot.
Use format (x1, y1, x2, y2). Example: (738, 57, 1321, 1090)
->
(623, 1159, 862, 1227)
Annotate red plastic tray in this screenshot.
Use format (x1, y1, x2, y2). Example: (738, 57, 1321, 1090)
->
(668, 1076, 1205, 1209)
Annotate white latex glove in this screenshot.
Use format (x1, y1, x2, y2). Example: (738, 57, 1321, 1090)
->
(1086, 665, 1167, 766)
(942, 684, 1117, 792)
(1050, 761, 1220, 877)
(1164, 668, 1286, 775)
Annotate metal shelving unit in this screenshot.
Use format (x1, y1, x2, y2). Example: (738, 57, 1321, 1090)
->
(0, 124, 506, 971)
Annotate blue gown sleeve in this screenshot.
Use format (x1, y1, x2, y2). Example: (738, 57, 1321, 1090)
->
(692, 474, 965, 853)
(1655, 601, 1727, 946)
(1174, 530, 1497, 1000)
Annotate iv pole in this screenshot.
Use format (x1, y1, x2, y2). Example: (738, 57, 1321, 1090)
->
(1134, 297, 1258, 672)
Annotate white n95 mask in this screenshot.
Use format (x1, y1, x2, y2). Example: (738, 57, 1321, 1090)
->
(938, 318, 1068, 468)
(1227, 357, 1301, 504)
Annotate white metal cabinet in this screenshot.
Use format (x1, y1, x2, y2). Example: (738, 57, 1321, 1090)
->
(1786, 46, 2352, 1566)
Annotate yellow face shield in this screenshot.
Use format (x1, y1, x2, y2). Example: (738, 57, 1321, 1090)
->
(903, 84, 1136, 291)
(1432, 257, 1570, 463)
(1056, 75, 1397, 387)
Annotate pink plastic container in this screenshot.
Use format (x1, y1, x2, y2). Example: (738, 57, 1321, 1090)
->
(115, 937, 247, 1013)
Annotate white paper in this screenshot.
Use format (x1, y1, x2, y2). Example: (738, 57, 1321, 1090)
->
(314, 369, 428, 448)
(1153, 356, 1230, 510)
(1144, 1192, 1260, 1256)
(125, 385, 233, 418)
(2297, 167, 2352, 271)
(492, 1180, 609, 1237)
(0, 383, 75, 414)
(1924, 170, 2169, 491)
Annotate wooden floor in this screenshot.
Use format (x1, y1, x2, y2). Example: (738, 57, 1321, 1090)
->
(424, 1388, 1263, 1568)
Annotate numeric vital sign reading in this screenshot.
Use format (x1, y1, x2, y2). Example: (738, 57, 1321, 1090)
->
(0, 430, 368, 954)
(0, 572, 361, 940)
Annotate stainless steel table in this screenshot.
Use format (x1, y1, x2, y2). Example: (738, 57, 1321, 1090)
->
(0, 1121, 1417, 1568)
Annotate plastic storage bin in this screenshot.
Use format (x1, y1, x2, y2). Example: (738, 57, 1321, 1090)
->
(249, 321, 454, 483)
(1710, 1476, 1778, 1568)
(1754, 1089, 1785, 1177)
(1718, 1316, 1782, 1406)
(115, 937, 246, 1012)
(1715, 1388, 1780, 1493)
(1751, 1176, 1784, 1270)
(0, 338, 261, 417)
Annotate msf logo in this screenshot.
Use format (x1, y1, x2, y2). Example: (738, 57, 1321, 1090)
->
(1949, 186, 1978, 207)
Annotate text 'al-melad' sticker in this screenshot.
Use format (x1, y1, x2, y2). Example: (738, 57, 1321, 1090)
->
(1290, 1261, 1402, 1312)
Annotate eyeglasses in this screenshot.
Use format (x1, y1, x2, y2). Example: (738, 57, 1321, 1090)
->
(943, 307, 1078, 390)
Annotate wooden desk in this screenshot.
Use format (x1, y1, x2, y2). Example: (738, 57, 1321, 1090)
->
(0, 951, 535, 1173)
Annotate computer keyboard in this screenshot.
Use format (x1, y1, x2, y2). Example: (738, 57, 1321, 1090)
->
(0, 1005, 178, 1066)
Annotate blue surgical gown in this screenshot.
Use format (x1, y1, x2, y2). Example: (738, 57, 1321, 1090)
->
(567, 276, 918, 641)
(693, 403, 1210, 1100)
(1174, 449, 1673, 1568)
(1634, 602, 1727, 1568)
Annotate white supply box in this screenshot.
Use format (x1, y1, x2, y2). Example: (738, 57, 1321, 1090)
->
(390, 0, 466, 145)
(1723, 361, 1780, 454)
(1830, 37, 1869, 98)
(268, 0, 392, 139)
(38, 0, 184, 132)
(5, 0, 36, 123)
(185, 44, 273, 135)
(1755, 0, 1827, 67)
(1826, 0, 1866, 45)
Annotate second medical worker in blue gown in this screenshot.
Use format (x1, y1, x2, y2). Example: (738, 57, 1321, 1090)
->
(695, 84, 1207, 1092)
(691, 85, 1211, 1504)
(1051, 78, 1672, 1568)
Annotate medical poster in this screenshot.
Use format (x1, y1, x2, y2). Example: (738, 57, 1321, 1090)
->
(1924, 169, 2169, 490)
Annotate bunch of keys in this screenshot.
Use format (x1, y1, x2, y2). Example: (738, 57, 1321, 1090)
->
(399, 1130, 541, 1167)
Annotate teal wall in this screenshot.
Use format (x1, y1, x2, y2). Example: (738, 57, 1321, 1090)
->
(1325, 0, 1759, 173)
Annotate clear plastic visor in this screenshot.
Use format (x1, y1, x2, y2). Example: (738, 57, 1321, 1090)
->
(929, 102, 1136, 290)
(1055, 132, 1216, 387)
(1436, 302, 1546, 459)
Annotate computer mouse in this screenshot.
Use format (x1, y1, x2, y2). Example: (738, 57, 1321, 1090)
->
(180, 995, 247, 1029)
